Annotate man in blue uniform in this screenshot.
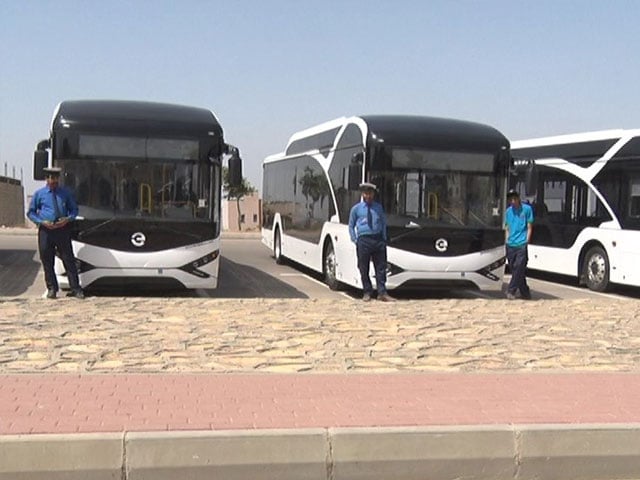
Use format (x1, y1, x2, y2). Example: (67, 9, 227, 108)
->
(27, 167, 85, 299)
(504, 189, 534, 300)
(348, 182, 395, 302)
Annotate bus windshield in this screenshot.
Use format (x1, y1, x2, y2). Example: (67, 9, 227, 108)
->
(371, 147, 503, 228)
(56, 157, 217, 222)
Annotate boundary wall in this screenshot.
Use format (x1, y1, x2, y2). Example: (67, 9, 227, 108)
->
(0, 176, 25, 227)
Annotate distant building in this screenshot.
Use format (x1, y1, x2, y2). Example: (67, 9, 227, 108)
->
(0, 176, 25, 227)
(222, 192, 262, 231)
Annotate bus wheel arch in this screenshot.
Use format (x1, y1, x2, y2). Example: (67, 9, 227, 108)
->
(580, 242, 610, 292)
(273, 226, 285, 265)
(322, 238, 341, 290)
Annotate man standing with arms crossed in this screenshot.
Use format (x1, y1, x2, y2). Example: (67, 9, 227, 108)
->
(505, 189, 534, 300)
(27, 167, 85, 299)
(348, 182, 395, 302)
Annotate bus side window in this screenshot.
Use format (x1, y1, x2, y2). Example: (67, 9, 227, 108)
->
(630, 177, 640, 217)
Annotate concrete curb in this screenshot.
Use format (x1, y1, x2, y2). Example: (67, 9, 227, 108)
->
(220, 231, 262, 239)
(518, 424, 640, 479)
(2, 424, 640, 480)
(0, 433, 124, 480)
(0, 227, 35, 235)
(126, 429, 327, 480)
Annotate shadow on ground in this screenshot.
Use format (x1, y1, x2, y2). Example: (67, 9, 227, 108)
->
(0, 250, 40, 296)
(526, 269, 640, 299)
(84, 257, 308, 299)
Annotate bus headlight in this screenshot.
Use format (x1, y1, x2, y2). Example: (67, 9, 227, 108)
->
(179, 250, 220, 278)
(486, 257, 506, 271)
(76, 258, 96, 274)
(386, 262, 404, 277)
(476, 256, 506, 281)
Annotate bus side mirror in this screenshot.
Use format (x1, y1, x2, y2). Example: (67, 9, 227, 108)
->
(348, 152, 363, 190)
(34, 150, 48, 180)
(524, 160, 538, 196)
(228, 152, 242, 188)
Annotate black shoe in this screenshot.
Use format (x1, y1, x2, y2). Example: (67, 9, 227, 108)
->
(70, 289, 85, 299)
(46, 289, 56, 299)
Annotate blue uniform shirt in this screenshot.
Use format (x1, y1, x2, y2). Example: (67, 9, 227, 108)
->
(27, 185, 79, 226)
(348, 200, 387, 242)
(504, 202, 534, 247)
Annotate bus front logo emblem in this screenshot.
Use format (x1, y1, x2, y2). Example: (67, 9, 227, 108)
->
(131, 232, 146, 247)
(435, 238, 448, 252)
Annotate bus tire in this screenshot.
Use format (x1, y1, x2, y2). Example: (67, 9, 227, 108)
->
(583, 246, 610, 292)
(274, 229, 285, 265)
(323, 242, 341, 290)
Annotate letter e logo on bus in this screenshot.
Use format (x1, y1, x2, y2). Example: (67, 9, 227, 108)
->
(435, 238, 448, 253)
(131, 232, 146, 247)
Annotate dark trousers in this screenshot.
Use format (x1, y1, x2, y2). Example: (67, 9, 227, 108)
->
(356, 235, 387, 295)
(38, 225, 81, 291)
(506, 244, 530, 297)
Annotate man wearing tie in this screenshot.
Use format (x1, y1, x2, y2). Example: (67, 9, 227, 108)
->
(27, 167, 84, 299)
(348, 182, 395, 302)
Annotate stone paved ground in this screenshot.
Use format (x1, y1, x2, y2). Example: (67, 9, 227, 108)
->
(5, 229, 640, 479)
(2, 297, 639, 374)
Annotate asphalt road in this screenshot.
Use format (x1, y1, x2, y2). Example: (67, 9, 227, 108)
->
(1, 232, 638, 301)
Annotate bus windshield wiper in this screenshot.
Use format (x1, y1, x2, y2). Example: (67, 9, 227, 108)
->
(388, 220, 430, 243)
(160, 225, 202, 241)
(467, 209, 488, 227)
(78, 217, 117, 239)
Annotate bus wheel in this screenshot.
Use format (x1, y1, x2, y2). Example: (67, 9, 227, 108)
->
(323, 243, 340, 290)
(583, 246, 610, 292)
(274, 229, 285, 265)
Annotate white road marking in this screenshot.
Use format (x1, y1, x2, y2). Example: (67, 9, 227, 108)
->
(280, 273, 329, 288)
(279, 273, 327, 287)
(529, 278, 625, 300)
(464, 290, 494, 299)
(279, 273, 354, 299)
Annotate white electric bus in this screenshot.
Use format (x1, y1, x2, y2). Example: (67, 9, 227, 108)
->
(511, 129, 640, 291)
(33, 100, 242, 291)
(262, 115, 511, 292)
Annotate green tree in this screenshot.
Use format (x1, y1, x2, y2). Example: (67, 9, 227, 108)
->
(222, 167, 256, 231)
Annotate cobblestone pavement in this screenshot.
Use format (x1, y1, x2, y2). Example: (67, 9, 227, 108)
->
(2, 296, 640, 373)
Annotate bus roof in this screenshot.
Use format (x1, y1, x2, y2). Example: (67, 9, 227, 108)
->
(360, 115, 509, 152)
(273, 115, 509, 160)
(511, 129, 631, 149)
(52, 100, 223, 137)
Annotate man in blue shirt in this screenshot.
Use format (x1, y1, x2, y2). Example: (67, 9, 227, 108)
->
(348, 182, 395, 302)
(27, 167, 84, 299)
(504, 189, 534, 300)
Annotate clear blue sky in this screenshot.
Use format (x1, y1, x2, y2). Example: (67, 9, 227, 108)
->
(2, 0, 640, 196)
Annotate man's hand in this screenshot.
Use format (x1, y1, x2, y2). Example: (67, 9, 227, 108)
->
(41, 220, 55, 229)
(55, 217, 69, 227)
